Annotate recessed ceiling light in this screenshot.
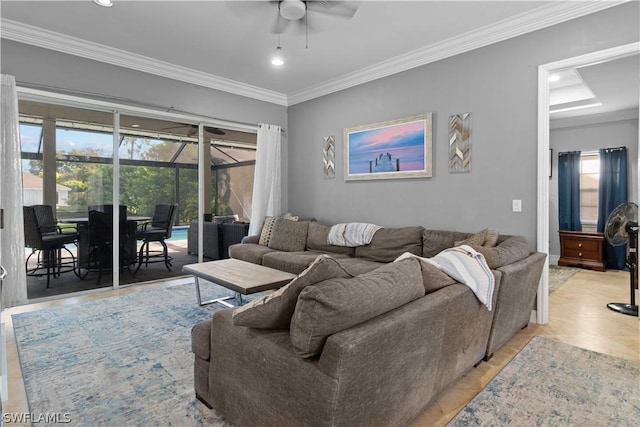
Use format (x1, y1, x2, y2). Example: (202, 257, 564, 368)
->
(93, 0, 114, 7)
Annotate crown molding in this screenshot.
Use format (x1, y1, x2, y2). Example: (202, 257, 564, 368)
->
(1, 1, 630, 107)
(550, 108, 639, 129)
(287, 0, 630, 105)
(0, 19, 288, 107)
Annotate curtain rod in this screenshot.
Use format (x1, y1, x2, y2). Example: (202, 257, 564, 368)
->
(14, 80, 278, 133)
(559, 146, 627, 156)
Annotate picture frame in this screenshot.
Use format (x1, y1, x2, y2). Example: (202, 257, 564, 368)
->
(343, 113, 432, 181)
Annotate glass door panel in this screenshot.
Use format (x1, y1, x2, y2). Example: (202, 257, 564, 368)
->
(118, 115, 198, 284)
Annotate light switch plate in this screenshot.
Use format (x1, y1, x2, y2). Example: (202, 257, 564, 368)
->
(512, 200, 522, 212)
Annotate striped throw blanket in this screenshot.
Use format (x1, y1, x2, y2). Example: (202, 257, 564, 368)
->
(327, 223, 382, 247)
(395, 245, 495, 310)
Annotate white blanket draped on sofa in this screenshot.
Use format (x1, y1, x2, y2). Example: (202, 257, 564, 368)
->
(396, 245, 495, 310)
(327, 223, 382, 247)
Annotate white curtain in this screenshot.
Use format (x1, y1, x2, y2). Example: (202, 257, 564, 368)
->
(0, 75, 27, 308)
(249, 124, 282, 236)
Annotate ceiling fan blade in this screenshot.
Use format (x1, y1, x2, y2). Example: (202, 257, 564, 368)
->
(307, 0, 360, 19)
(206, 127, 226, 136)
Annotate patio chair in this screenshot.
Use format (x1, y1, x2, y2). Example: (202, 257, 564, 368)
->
(82, 206, 135, 284)
(135, 203, 178, 273)
(31, 204, 78, 236)
(23, 205, 79, 288)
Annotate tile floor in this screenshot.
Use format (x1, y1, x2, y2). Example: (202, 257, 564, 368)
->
(1, 268, 638, 427)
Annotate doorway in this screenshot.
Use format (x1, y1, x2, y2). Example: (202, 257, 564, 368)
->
(537, 42, 640, 324)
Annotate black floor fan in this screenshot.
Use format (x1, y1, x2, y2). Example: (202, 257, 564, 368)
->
(604, 202, 638, 317)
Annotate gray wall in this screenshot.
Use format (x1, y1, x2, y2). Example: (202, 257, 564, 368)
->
(0, 39, 290, 211)
(548, 117, 639, 259)
(287, 3, 639, 248)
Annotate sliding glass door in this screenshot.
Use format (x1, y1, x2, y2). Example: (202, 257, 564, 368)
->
(18, 93, 256, 299)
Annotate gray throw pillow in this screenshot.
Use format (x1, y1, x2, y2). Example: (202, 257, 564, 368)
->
(268, 218, 309, 252)
(454, 228, 488, 247)
(232, 254, 352, 329)
(419, 260, 457, 294)
(290, 258, 425, 358)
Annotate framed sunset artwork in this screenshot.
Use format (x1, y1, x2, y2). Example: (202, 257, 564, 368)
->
(343, 114, 432, 181)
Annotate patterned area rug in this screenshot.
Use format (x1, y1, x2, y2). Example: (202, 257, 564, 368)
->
(12, 283, 242, 426)
(548, 265, 581, 293)
(448, 336, 640, 426)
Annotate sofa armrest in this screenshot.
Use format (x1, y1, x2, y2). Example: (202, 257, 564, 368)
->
(485, 251, 546, 357)
(208, 309, 339, 427)
(242, 234, 260, 244)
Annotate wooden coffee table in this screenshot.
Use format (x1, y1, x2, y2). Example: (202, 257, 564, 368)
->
(182, 258, 296, 307)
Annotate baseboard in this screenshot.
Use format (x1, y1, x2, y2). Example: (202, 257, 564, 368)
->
(549, 254, 560, 265)
(530, 310, 537, 324)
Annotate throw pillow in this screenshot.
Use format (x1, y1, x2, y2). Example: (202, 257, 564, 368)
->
(258, 213, 299, 246)
(268, 218, 309, 252)
(290, 258, 425, 358)
(232, 254, 352, 329)
(454, 229, 488, 247)
(258, 216, 278, 246)
(394, 252, 456, 294)
(484, 229, 499, 247)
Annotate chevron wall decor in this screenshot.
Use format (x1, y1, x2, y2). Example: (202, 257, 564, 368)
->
(323, 136, 336, 179)
(449, 113, 471, 173)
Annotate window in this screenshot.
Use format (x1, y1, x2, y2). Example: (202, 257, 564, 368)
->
(579, 152, 599, 229)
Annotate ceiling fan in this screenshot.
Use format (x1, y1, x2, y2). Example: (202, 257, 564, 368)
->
(162, 124, 226, 137)
(227, 1, 360, 35)
(604, 202, 638, 317)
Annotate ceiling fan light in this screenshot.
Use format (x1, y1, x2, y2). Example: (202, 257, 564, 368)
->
(93, 0, 114, 7)
(280, 0, 306, 21)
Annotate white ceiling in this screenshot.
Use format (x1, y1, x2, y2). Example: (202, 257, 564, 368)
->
(1, 0, 636, 113)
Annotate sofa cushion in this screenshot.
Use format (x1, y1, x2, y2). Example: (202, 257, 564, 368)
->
(422, 229, 470, 258)
(418, 259, 458, 294)
(306, 221, 355, 256)
(394, 252, 459, 294)
(454, 229, 488, 247)
(335, 257, 386, 276)
(354, 226, 424, 262)
(470, 235, 530, 269)
(268, 218, 309, 252)
(290, 258, 425, 358)
(232, 254, 352, 329)
(228, 243, 278, 265)
(263, 250, 350, 275)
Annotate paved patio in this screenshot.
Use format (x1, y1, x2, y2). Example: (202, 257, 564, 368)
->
(26, 238, 198, 300)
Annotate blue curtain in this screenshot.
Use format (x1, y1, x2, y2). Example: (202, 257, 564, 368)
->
(597, 147, 628, 270)
(558, 151, 582, 231)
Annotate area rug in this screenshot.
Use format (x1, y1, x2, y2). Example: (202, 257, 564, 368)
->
(12, 283, 244, 426)
(548, 264, 581, 293)
(447, 336, 640, 426)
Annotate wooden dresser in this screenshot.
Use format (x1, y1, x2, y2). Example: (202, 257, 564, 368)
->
(558, 230, 606, 272)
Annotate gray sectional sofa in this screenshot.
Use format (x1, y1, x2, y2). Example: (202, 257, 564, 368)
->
(191, 220, 546, 427)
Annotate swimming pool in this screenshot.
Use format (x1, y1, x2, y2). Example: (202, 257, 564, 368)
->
(167, 225, 188, 241)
